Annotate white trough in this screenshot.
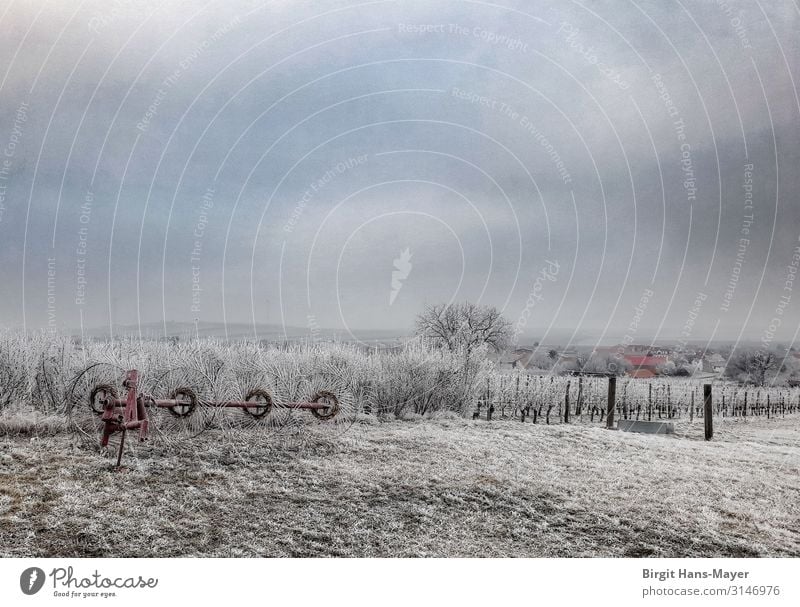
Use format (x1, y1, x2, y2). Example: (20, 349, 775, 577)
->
(618, 419, 675, 435)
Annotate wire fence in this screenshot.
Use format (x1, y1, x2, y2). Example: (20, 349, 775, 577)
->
(472, 374, 800, 424)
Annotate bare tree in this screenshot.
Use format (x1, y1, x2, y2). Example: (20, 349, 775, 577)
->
(725, 349, 787, 386)
(415, 302, 511, 354)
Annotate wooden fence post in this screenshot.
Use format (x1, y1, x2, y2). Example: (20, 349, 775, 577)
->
(606, 376, 616, 429)
(622, 381, 628, 420)
(486, 377, 492, 421)
(704, 384, 713, 441)
(576, 376, 583, 417)
(657, 386, 662, 419)
(667, 385, 672, 418)
(564, 380, 571, 424)
(498, 375, 505, 418)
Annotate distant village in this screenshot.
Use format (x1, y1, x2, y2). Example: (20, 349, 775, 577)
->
(496, 344, 754, 380)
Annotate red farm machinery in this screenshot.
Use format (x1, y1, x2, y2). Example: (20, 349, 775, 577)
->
(87, 369, 340, 467)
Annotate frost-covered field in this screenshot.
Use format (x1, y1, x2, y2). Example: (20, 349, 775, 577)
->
(1, 415, 797, 557)
(1, 334, 798, 557)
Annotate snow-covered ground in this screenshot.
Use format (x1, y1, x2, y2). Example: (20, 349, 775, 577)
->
(1, 414, 797, 557)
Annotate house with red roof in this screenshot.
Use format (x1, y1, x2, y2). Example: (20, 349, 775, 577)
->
(623, 354, 667, 378)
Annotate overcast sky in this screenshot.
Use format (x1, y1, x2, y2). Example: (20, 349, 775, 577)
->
(0, 0, 798, 345)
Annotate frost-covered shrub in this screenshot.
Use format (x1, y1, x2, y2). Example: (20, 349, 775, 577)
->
(367, 342, 492, 417)
(0, 334, 495, 418)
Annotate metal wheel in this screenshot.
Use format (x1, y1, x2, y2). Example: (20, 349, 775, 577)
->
(242, 388, 273, 418)
(168, 387, 197, 418)
(310, 390, 340, 421)
(67, 363, 126, 416)
(89, 384, 118, 415)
